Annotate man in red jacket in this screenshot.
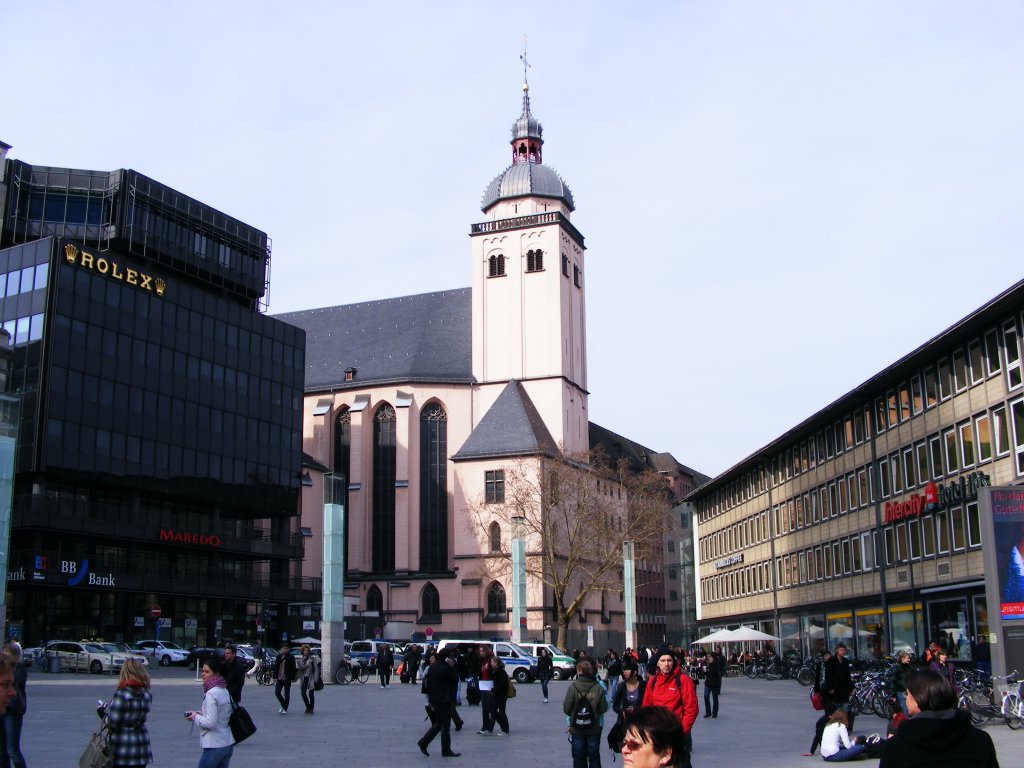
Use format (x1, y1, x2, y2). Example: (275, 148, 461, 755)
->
(641, 646, 698, 768)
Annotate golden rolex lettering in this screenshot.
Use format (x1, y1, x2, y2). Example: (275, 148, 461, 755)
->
(125, 268, 138, 285)
(63, 243, 166, 298)
(64, 243, 79, 262)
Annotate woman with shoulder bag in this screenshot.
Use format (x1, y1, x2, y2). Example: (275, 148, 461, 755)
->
(0, 643, 27, 768)
(609, 661, 646, 753)
(186, 657, 234, 768)
(98, 659, 153, 768)
(296, 644, 320, 715)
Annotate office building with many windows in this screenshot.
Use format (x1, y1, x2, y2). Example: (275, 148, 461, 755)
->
(0, 147, 316, 645)
(689, 279, 1024, 662)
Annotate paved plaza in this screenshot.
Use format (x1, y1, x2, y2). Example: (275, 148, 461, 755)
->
(17, 668, 1020, 766)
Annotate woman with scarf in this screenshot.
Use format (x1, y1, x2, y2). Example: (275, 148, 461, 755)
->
(296, 644, 321, 714)
(99, 658, 153, 767)
(186, 656, 235, 768)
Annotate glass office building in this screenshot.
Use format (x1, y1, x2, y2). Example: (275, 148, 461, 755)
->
(0, 157, 315, 645)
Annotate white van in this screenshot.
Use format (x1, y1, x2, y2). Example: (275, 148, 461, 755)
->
(436, 639, 538, 683)
(517, 642, 576, 679)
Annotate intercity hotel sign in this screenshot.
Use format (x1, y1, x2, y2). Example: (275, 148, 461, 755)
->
(884, 470, 991, 524)
(65, 243, 166, 297)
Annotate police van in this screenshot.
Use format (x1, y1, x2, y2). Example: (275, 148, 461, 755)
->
(435, 639, 538, 683)
(517, 642, 576, 679)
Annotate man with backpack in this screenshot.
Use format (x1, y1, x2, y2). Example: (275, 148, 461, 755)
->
(563, 657, 609, 768)
(641, 646, 698, 768)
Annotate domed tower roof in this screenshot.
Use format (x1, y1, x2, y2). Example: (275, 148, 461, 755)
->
(481, 83, 575, 212)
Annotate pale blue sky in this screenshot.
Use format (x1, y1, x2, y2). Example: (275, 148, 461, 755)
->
(5, 1, 1022, 476)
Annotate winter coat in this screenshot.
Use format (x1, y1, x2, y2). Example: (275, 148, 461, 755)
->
(641, 663, 699, 734)
(563, 674, 609, 736)
(878, 708, 999, 768)
(297, 653, 321, 684)
(103, 685, 154, 767)
(424, 660, 458, 705)
(193, 685, 234, 750)
(274, 651, 297, 682)
(824, 654, 853, 701)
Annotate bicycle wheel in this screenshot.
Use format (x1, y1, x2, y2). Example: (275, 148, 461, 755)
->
(356, 665, 370, 684)
(1004, 693, 1023, 729)
(966, 689, 991, 725)
(335, 665, 351, 685)
(797, 668, 814, 687)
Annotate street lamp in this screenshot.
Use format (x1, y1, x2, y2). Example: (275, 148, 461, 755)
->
(511, 516, 527, 644)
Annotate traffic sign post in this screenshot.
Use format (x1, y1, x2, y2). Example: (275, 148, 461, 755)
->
(151, 605, 161, 618)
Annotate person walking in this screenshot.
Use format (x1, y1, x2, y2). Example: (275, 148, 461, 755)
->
(273, 643, 296, 714)
(803, 651, 832, 756)
(604, 650, 623, 703)
(563, 657, 609, 768)
(378, 644, 395, 689)
(485, 656, 511, 735)
(221, 645, 245, 703)
(641, 646, 698, 768)
(0, 643, 27, 768)
(476, 647, 494, 735)
(702, 646, 723, 719)
(244, 642, 264, 679)
(537, 647, 554, 703)
(610, 659, 646, 753)
(296, 644, 321, 714)
(417, 649, 461, 757)
(890, 651, 913, 716)
(186, 656, 234, 768)
(823, 644, 855, 730)
(99, 659, 153, 768)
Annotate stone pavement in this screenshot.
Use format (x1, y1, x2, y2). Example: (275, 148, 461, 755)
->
(18, 667, 1020, 766)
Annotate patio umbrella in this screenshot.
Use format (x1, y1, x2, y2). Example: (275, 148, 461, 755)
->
(727, 626, 780, 642)
(291, 636, 321, 644)
(691, 628, 736, 645)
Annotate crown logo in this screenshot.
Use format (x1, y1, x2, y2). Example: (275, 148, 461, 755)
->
(154, 278, 166, 297)
(64, 243, 79, 262)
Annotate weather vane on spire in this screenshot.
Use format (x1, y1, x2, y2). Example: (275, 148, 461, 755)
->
(520, 35, 530, 91)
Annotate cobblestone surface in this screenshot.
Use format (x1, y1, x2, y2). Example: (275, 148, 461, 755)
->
(18, 667, 1020, 766)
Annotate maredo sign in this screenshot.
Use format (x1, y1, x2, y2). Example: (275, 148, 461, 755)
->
(884, 470, 990, 524)
(158, 529, 222, 548)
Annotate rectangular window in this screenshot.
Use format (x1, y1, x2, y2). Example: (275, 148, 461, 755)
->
(968, 339, 984, 384)
(891, 454, 903, 495)
(789, 500, 797, 531)
(485, 470, 505, 503)
(960, 421, 975, 467)
(924, 367, 939, 407)
(885, 527, 896, 566)
(832, 541, 841, 576)
(976, 414, 992, 463)
(862, 532, 875, 571)
(899, 384, 911, 422)
(896, 522, 908, 562)
(922, 515, 936, 557)
(938, 357, 953, 400)
(951, 506, 966, 551)
(876, 398, 887, 434)
(908, 519, 921, 560)
(952, 349, 969, 391)
(915, 442, 928, 485)
(936, 509, 950, 553)
(879, 460, 891, 498)
(798, 552, 807, 584)
(821, 546, 829, 579)
(858, 470, 869, 507)
(838, 476, 848, 513)
(847, 472, 859, 509)
(985, 328, 1002, 376)
(1006, 319, 1022, 389)
(904, 447, 916, 488)
(851, 537, 861, 572)
(887, 391, 899, 429)
(795, 496, 804, 528)
(829, 483, 838, 517)
(967, 502, 982, 548)
(930, 435, 944, 479)
(911, 376, 924, 414)
(994, 406, 1010, 455)
(944, 429, 960, 474)
(1012, 398, 1024, 474)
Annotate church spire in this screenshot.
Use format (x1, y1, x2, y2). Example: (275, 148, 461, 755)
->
(512, 38, 542, 165)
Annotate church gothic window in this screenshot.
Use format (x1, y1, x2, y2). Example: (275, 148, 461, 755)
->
(488, 254, 506, 277)
(421, 582, 441, 621)
(419, 403, 448, 572)
(367, 585, 383, 613)
(489, 521, 501, 553)
(372, 403, 396, 571)
(526, 249, 543, 272)
(486, 582, 506, 617)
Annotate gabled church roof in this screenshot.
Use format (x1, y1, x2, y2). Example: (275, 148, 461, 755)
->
(275, 288, 472, 391)
(453, 380, 559, 461)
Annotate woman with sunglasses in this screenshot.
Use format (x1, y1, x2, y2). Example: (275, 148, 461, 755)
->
(620, 706, 686, 768)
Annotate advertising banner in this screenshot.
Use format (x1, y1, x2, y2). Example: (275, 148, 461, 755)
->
(991, 488, 1024, 620)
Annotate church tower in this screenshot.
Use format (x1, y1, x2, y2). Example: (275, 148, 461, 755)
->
(470, 77, 589, 455)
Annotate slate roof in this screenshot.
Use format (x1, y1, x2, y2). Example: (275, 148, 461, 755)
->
(453, 380, 559, 461)
(589, 422, 709, 484)
(275, 289, 472, 392)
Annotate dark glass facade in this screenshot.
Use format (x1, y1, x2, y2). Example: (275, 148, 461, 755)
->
(0, 158, 315, 646)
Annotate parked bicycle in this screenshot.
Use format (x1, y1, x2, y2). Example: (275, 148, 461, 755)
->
(335, 656, 370, 685)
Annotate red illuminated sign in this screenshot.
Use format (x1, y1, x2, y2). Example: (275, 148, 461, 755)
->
(158, 529, 222, 548)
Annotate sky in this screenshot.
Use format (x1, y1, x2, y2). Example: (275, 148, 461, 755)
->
(4, 1, 1022, 477)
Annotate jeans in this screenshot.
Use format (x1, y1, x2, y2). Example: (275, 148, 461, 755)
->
(275, 679, 291, 711)
(571, 733, 602, 768)
(704, 684, 719, 717)
(540, 675, 550, 699)
(823, 744, 867, 762)
(0, 714, 26, 768)
(455, 677, 462, 705)
(479, 691, 493, 731)
(300, 678, 316, 711)
(196, 744, 234, 768)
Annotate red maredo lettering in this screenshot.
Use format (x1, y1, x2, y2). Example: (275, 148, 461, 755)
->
(158, 529, 221, 548)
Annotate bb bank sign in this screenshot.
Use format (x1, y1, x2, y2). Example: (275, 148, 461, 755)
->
(6, 556, 116, 587)
(884, 470, 991, 524)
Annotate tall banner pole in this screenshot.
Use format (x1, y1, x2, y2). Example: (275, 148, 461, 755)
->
(323, 473, 346, 682)
(623, 540, 636, 651)
(511, 516, 527, 644)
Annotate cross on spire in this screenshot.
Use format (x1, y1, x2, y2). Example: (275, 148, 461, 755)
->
(520, 36, 530, 90)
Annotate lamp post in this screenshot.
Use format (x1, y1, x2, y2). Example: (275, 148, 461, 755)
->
(623, 540, 636, 651)
(511, 515, 527, 644)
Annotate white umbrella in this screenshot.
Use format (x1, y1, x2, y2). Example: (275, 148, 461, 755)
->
(291, 636, 321, 644)
(727, 626, 781, 642)
(691, 628, 735, 645)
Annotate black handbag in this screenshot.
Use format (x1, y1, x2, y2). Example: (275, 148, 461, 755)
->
(313, 674, 324, 692)
(228, 697, 257, 744)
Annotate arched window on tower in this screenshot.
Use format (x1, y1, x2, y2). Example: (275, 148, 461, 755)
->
(526, 249, 543, 273)
(421, 583, 441, 621)
(486, 582, 507, 618)
(372, 403, 396, 571)
(489, 521, 502, 553)
(488, 254, 506, 278)
(419, 403, 448, 571)
(562, 252, 569, 277)
(367, 585, 383, 614)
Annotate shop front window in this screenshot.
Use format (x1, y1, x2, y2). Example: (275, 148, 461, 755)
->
(802, 614, 826, 659)
(889, 603, 923, 656)
(779, 616, 800, 659)
(855, 610, 884, 661)
(927, 597, 971, 660)
(826, 612, 854, 653)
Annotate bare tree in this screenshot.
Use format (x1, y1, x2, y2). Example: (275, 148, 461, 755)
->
(467, 448, 672, 650)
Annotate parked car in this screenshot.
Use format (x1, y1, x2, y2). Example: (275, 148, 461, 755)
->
(133, 640, 189, 666)
(435, 639, 538, 683)
(96, 642, 150, 669)
(44, 640, 129, 674)
(186, 645, 256, 671)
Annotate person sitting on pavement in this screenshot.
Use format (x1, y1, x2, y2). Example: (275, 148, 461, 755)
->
(819, 707, 866, 762)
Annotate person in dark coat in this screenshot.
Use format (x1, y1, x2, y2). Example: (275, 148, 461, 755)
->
(537, 648, 554, 703)
(823, 644, 855, 729)
(879, 668, 999, 768)
(378, 644, 395, 688)
(100, 659, 154, 767)
(702, 647, 723, 718)
(417, 650, 461, 757)
(221, 645, 246, 702)
(485, 656, 511, 735)
(273, 643, 297, 713)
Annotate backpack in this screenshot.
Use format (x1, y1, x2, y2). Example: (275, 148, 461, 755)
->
(571, 694, 595, 728)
